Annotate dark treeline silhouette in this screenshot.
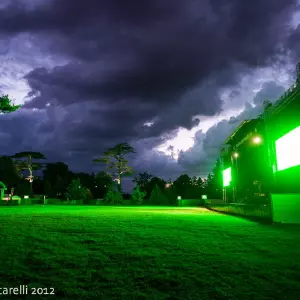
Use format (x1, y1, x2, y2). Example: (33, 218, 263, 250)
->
(0, 154, 223, 205)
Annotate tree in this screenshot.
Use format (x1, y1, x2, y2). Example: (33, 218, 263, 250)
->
(205, 159, 222, 199)
(74, 172, 95, 190)
(165, 185, 178, 206)
(133, 172, 153, 192)
(94, 171, 113, 198)
(16, 180, 31, 197)
(145, 176, 166, 198)
(149, 184, 169, 205)
(43, 162, 71, 186)
(11, 151, 46, 196)
(0, 156, 21, 190)
(53, 174, 65, 198)
(131, 185, 146, 205)
(0, 94, 21, 113)
(173, 174, 192, 198)
(65, 179, 89, 201)
(93, 143, 135, 192)
(104, 184, 123, 205)
(44, 180, 52, 197)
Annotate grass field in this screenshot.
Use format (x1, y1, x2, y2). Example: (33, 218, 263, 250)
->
(0, 206, 300, 299)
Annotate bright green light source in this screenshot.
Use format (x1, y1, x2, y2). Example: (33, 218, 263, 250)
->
(275, 126, 300, 171)
(222, 167, 231, 187)
(201, 195, 208, 200)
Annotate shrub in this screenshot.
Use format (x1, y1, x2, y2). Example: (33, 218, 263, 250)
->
(131, 185, 146, 205)
(165, 186, 178, 206)
(65, 179, 89, 201)
(149, 184, 169, 205)
(104, 185, 123, 205)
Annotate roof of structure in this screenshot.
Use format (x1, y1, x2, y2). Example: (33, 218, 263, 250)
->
(224, 118, 259, 145)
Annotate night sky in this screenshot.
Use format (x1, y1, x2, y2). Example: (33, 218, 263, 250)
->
(0, 0, 299, 190)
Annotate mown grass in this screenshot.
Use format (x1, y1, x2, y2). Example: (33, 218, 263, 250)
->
(0, 206, 299, 299)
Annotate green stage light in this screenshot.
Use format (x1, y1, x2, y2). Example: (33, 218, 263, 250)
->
(275, 126, 300, 171)
(222, 167, 231, 187)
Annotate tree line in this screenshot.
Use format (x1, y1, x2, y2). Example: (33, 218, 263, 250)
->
(0, 94, 223, 204)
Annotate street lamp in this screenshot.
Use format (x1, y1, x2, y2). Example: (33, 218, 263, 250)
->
(233, 152, 239, 158)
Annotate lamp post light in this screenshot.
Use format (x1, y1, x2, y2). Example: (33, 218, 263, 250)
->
(252, 136, 262, 144)
(233, 152, 239, 159)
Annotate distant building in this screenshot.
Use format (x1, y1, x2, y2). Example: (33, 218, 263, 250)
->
(220, 63, 300, 203)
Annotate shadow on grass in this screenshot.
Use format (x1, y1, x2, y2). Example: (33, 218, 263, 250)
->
(206, 206, 273, 225)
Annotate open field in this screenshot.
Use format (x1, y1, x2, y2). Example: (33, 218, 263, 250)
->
(0, 206, 300, 299)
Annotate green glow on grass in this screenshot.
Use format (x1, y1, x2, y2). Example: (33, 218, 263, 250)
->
(275, 126, 300, 171)
(223, 167, 231, 187)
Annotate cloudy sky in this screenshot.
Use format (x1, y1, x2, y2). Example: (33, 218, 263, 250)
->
(0, 0, 300, 189)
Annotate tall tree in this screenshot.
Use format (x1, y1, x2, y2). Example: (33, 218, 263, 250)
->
(173, 174, 192, 198)
(11, 151, 46, 196)
(206, 159, 223, 199)
(53, 174, 65, 198)
(132, 172, 153, 192)
(43, 162, 71, 187)
(93, 143, 135, 192)
(0, 156, 20, 190)
(145, 176, 166, 198)
(149, 184, 169, 205)
(94, 171, 113, 198)
(0, 94, 21, 113)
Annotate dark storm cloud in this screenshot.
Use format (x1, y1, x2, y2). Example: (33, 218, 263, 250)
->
(1, 0, 297, 108)
(287, 24, 300, 61)
(252, 81, 285, 105)
(0, 0, 298, 181)
(178, 80, 286, 175)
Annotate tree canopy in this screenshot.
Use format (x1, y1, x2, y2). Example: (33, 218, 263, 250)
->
(93, 143, 135, 191)
(0, 94, 21, 113)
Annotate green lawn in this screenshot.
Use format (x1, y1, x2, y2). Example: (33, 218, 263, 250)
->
(0, 206, 300, 299)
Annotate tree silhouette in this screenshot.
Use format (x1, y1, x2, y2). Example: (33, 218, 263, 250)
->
(0, 94, 21, 113)
(93, 143, 135, 192)
(11, 151, 46, 196)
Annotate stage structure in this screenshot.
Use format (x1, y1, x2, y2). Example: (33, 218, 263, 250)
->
(220, 63, 300, 203)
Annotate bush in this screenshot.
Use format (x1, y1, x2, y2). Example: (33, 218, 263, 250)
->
(149, 184, 169, 205)
(165, 186, 178, 206)
(131, 185, 146, 205)
(65, 179, 89, 201)
(104, 185, 123, 205)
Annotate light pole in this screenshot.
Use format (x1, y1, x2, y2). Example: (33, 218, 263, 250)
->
(231, 152, 239, 202)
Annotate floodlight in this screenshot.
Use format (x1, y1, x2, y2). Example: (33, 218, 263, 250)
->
(201, 195, 208, 200)
(222, 167, 231, 187)
(252, 136, 262, 144)
(233, 152, 239, 158)
(275, 126, 300, 171)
